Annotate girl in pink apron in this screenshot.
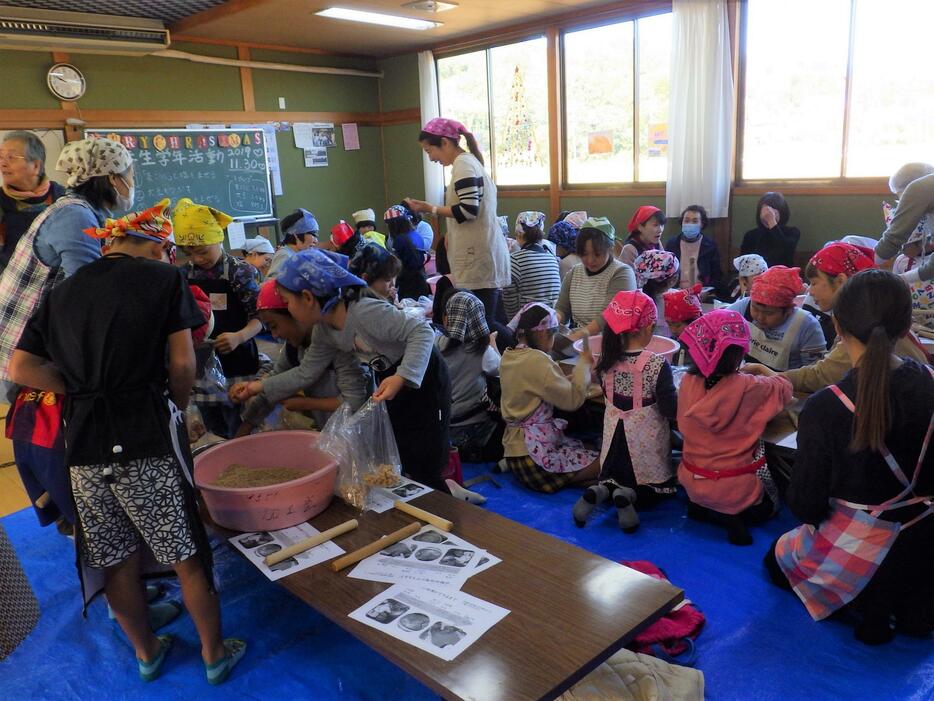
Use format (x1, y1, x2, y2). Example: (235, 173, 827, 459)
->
(767, 270, 934, 644)
(677, 310, 792, 545)
(573, 291, 677, 532)
(499, 302, 600, 494)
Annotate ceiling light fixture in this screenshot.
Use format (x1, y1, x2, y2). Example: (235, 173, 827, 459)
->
(315, 7, 441, 30)
(402, 0, 459, 12)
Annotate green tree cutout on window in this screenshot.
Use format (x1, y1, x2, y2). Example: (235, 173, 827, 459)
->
(498, 65, 545, 171)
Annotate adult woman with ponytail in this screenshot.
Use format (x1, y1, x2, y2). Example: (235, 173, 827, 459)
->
(405, 118, 510, 326)
(767, 269, 934, 645)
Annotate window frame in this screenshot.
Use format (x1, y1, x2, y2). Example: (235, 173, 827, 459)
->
(558, 10, 671, 190)
(434, 33, 551, 191)
(735, 0, 889, 188)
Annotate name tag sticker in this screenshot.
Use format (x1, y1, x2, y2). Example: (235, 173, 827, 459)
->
(210, 293, 228, 311)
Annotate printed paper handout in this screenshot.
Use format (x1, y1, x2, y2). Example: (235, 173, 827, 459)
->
(367, 477, 432, 513)
(229, 522, 344, 581)
(349, 584, 510, 661)
(348, 524, 497, 589)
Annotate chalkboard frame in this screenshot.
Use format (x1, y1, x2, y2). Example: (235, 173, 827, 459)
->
(86, 127, 276, 222)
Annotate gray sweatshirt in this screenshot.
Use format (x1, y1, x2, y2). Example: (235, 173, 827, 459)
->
(876, 173, 934, 282)
(243, 325, 369, 425)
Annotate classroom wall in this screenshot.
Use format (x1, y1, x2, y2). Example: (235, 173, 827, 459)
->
(0, 44, 391, 237)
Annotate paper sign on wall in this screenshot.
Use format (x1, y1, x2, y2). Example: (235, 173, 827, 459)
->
(342, 123, 360, 151)
(304, 147, 328, 168)
(226, 221, 246, 249)
(293, 122, 316, 149)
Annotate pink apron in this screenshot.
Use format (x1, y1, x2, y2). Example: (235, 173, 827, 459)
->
(508, 401, 597, 474)
(599, 352, 673, 486)
(775, 377, 934, 621)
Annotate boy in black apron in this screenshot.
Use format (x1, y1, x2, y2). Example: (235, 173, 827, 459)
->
(174, 198, 263, 438)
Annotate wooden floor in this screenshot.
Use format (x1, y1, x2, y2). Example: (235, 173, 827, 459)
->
(0, 404, 31, 517)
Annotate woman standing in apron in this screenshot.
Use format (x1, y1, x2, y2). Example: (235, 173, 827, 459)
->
(274, 247, 451, 491)
(767, 270, 934, 644)
(728, 265, 825, 371)
(174, 198, 262, 438)
(573, 291, 677, 532)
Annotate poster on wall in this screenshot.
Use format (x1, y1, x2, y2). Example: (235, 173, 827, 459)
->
(311, 122, 337, 148)
(648, 123, 668, 157)
(232, 123, 283, 196)
(342, 123, 360, 151)
(293, 122, 315, 148)
(304, 147, 328, 168)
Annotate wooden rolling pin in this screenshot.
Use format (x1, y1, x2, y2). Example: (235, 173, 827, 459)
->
(329, 522, 420, 572)
(394, 500, 453, 532)
(264, 519, 358, 567)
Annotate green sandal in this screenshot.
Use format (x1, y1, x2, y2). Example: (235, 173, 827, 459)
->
(205, 638, 247, 686)
(138, 634, 173, 682)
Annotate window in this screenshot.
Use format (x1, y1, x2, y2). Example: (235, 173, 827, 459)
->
(562, 13, 671, 185)
(741, 0, 934, 180)
(437, 37, 549, 187)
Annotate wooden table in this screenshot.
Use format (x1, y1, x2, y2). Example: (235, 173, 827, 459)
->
(761, 394, 807, 452)
(229, 491, 683, 701)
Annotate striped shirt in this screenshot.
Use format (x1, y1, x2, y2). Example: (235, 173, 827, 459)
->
(503, 243, 562, 319)
(555, 258, 637, 328)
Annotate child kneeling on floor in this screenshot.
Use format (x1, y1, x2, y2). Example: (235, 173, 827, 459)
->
(8, 202, 245, 684)
(499, 303, 600, 493)
(573, 291, 677, 532)
(677, 309, 792, 545)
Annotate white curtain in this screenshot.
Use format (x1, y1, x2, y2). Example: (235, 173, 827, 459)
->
(665, 0, 734, 219)
(418, 50, 445, 205)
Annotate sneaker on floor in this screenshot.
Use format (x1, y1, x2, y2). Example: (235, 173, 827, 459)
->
(205, 638, 247, 685)
(138, 634, 173, 682)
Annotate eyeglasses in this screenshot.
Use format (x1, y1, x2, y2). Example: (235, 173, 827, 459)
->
(0, 152, 28, 163)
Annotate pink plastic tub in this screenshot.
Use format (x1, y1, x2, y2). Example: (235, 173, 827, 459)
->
(194, 430, 338, 532)
(572, 334, 680, 364)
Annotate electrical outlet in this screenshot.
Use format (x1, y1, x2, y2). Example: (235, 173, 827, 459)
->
(278, 97, 286, 109)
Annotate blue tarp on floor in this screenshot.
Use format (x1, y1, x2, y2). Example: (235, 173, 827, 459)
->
(2, 462, 933, 700)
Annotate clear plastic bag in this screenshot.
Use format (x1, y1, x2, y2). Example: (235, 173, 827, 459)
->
(318, 399, 402, 511)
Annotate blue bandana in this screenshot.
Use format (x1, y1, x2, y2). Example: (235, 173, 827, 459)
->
(277, 247, 367, 312)
(548, 220, 578, 251)
(284, 208, 319, 236)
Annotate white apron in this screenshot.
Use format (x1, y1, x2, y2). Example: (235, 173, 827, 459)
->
(747, 308, 806, 371)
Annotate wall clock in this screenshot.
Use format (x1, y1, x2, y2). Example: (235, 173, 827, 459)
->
(47, 63, 86, 101)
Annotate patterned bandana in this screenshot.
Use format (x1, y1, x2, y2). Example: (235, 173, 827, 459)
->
(349, 242, 392, 279)
(507, 301, 559, 333)
(362, 231, 387, 249)
(750, 265, 803, 308)
(662, 284, 703, 323)
(173, 197, 233, 247)
(83, 198, 172, 243)
(242, 237, 274, 254)
(581, 216, 615, 242)
(515, 211, 546, 235)
(634, 249, 680, 287)
(422, 117, 468, 141)
(384, 204, 414, 222)
(808, 243, 876, 278)
(277, 247, 367, 313)
(57, 137, 133, 188)
(733, 254, 768, 278)
(627, 205, 662, 234)
(285, 208, 319, 236)
(602, 290, 657, 334)
(682, 309, 750, 378)
(445, 291, 490, 345)
(353, 208, 376, 225)
(330, 221, 355, 247)
(548, 221, 578, 251)
(564, 211, 588, 229)
(257, 278, 289, 311)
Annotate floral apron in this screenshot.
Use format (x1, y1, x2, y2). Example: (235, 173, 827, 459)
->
(775, 375, 934, 621)
(508, 401, 597, 474)
(599, 352, 672, 486)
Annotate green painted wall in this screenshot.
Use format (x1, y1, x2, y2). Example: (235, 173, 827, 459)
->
(731, 194, 887, 256)
(0, 50, 61, 109)
(382, 122, 423, 206)
(379, 53, 420, 113)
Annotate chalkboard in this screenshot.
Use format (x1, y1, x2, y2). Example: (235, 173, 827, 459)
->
(84, 128, 274, 221)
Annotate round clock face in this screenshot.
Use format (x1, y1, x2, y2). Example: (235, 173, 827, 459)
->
(47, 63, 86, 101)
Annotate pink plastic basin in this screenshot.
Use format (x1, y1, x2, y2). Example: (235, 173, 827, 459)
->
(194, 430, 338, 532)
(572, 334, 680, 364)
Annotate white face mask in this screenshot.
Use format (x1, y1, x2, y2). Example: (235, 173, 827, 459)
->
(113, 175, 134, 212)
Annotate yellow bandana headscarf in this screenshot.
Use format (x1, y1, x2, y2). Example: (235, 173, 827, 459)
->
(83, 198, 173, 242)
(172, 197, 233, 246)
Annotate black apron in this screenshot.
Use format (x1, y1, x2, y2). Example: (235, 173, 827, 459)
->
(375, 346, 451, 491)
(188, 258, 259, 379)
